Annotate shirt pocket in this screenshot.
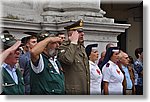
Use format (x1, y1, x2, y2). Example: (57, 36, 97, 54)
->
(2, 82, 15, 87)
(46, 71, 64, 94)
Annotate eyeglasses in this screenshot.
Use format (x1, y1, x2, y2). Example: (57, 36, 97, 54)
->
(60, 37, 65, 39)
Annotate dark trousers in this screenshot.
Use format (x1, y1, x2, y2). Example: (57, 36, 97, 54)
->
(135, 85, 143, 95)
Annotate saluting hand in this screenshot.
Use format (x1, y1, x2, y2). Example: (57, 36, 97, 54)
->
(49, 37, 61, 43)
(9, 41, 21, 54)
(69, 31, 79, 44)
(0, 41, 21, 64)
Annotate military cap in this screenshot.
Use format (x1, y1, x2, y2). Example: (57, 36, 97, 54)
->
(0, 33, 17, 50)
(64, 19, 84, 31)
(85, 44, 98, 59)
(21, 36, 32, 46)
(24, 32, 38, 37)
(98, 47, 120, 70)
(2, 30, 10, 34)
(37, 31, 56, 42)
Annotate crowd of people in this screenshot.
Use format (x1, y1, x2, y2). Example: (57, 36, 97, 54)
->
(0, 19, 143, 95)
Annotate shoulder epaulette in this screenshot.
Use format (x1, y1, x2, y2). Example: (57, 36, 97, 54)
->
(106, 63, 110, 67)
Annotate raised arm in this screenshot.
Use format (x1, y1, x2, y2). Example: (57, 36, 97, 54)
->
(58, 31, 79, 65)
(30, 37, 61, 64)
(0, 41, 21, 65)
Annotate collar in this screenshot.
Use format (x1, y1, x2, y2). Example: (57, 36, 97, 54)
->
(42, 52, 50, 59)
(49, 56, 57, 62)
(121, 64, 127, 69)
(137, 59, 143, 66)
(2, 63, 16, 72)
(89, 60, 96, 66)
(109, 60, 117, 66)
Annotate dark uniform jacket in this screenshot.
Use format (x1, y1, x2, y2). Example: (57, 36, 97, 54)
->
(30, 53, 65, 95)
(2, 68, 24, 95)
(58, 41, 90, 95)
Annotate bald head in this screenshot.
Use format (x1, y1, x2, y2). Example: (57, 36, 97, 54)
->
(106, 43, 115, 50)
(119, 51, 129, 66)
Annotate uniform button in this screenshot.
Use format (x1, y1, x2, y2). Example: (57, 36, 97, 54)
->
(52, 90, 55, 92)
(48, 63, 52, 67)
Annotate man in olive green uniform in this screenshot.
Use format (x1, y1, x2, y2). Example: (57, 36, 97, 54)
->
(0, 32, 24, 95)
(58, 19, 90, 95)
(29, 32, 65, 95)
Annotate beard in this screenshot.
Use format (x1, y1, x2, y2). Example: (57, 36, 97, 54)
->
(48, 49, 58, 57)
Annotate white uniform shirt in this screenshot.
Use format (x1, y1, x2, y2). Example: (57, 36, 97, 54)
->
(89, 60, 102, 95)
(102, 60, 124, 95)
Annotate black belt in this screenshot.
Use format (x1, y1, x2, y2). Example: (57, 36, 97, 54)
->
(126, 89, 132, 90)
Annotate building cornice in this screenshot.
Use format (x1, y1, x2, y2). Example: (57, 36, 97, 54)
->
(0, 18, 41, 31)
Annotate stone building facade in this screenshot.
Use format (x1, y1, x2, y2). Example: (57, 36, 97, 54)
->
(0, 0, 130, 58)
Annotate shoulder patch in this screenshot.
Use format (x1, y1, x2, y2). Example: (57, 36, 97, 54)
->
(106, 63, 110, 67)
(116, 69, 120, 75)
(96, 69, 100, 75)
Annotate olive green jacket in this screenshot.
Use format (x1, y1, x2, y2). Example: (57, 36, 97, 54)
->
(58, 41, 90, 95)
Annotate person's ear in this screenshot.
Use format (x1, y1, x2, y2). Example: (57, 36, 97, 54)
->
(138, 53, 141, 57)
